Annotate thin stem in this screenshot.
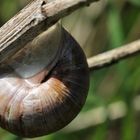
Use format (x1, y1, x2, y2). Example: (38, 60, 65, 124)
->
(87, 40, 140, 70)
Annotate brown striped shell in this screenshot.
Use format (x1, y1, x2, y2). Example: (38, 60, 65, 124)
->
(0, 24, 89, 138)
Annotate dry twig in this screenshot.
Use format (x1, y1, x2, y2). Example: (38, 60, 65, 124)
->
(0, 0, 140, 71)
(63, 95, 140, 132)
(87, 39, 140, 70)
(0, 0, 98, 63)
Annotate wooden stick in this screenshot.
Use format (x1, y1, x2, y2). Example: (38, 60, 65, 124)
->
(0, 0, 139, 71)
(0, 0, 98, 63)
(87, 40, 140, 70)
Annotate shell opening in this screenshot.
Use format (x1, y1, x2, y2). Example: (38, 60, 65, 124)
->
(6, 23, 62, 79)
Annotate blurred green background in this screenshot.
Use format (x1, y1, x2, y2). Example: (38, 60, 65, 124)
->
(0, 0, 140, 140)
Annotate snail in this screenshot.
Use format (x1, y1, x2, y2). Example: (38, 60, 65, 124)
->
(0, 23, 89, 138)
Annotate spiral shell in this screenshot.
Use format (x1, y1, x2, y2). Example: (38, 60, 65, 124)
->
(0, 24, 89, 138)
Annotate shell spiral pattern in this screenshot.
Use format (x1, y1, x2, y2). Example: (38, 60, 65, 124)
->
(0, 26, 89, 138)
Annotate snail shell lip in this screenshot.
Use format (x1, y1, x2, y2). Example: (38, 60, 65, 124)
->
(6, 23, 62, 79)
(0, 25, 89, 138)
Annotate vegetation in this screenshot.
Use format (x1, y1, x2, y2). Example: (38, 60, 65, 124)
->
(0, 0, 140, 140)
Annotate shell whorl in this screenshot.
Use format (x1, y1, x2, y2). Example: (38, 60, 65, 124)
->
(0, 24, 89, 138)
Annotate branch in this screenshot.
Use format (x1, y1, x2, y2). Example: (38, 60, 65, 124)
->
(0, 0, 98, 63)
(0, 0, 139, 70)
(87, 39, 140, 70)
(63, 101, 126, 132)
(63, 95, 140, 132)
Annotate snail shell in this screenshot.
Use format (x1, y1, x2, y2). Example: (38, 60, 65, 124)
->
(0, 24, 89, 138)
